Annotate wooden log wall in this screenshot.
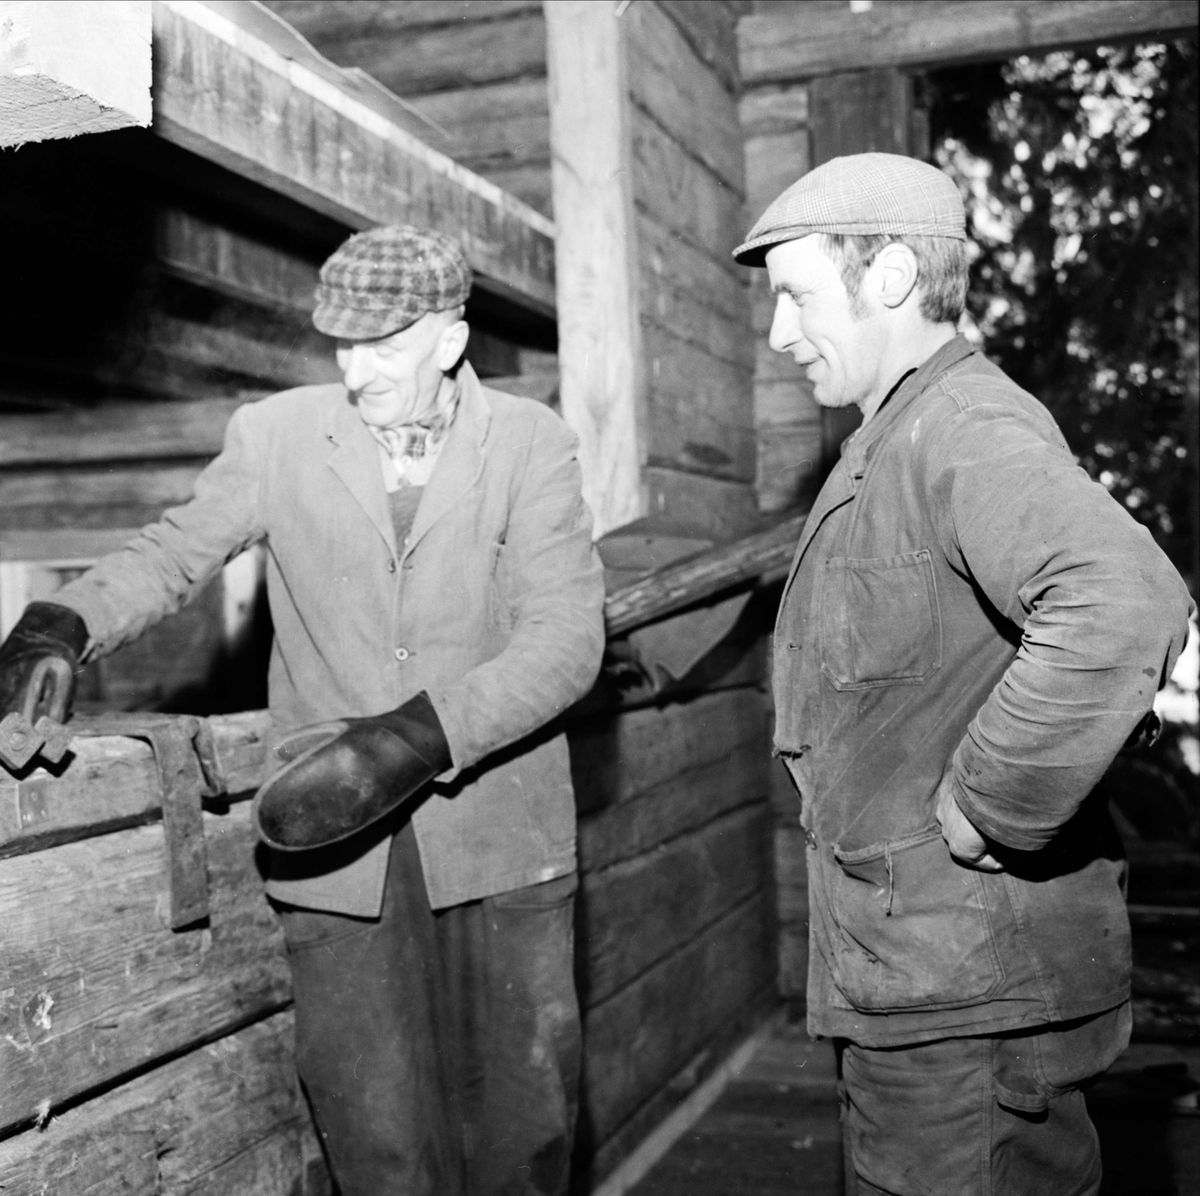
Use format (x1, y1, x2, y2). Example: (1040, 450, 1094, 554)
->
(0, 626, 776, 1191)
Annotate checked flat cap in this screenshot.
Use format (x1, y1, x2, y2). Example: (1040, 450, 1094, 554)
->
(734, 153, 966, 268)
(313, 225, 472, 340)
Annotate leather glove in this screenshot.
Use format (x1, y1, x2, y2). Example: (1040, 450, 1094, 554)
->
(0, 601, 89, 723)
(252, 691, 452, 851)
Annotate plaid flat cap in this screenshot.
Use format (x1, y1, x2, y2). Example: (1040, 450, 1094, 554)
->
(733, 153, 966, 267)
(313, 225, 472, 339)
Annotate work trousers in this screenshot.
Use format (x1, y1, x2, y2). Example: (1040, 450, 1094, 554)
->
(839, 1004, 1131, 1196)
(276, 822, 581, 1196)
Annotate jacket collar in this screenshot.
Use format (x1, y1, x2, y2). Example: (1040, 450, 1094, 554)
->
(777, 335, 976, 608)
(324, 360, 492, 557)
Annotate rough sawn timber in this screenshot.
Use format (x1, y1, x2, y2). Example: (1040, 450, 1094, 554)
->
(151, 0, 556, 316)
(739, 0, 1200, 85)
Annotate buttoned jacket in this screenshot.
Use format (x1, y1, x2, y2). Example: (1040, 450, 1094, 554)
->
(59, 362, 606, 915)
(775, 337, 1192, 1046)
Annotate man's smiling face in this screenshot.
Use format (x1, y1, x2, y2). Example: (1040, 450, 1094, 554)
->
(765, 235, 885, 413)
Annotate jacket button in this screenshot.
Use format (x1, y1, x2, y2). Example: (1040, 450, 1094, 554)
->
(393, 647, 409, 662)
(387, 559, 397, 573)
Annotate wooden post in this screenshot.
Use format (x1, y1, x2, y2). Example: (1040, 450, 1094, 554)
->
(0, 1, 151, 147)
(544, 0, 647, 536)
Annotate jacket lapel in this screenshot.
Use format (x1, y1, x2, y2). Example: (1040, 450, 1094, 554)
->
(325, 393, 397, 555)
(404, 362, 491, 561)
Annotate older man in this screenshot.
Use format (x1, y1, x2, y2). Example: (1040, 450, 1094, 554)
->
(0, 226, 605, 1195)
(734, 154, 1192, 1195)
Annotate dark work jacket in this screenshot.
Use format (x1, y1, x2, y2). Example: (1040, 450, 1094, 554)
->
(774, 336, 1192, 1046)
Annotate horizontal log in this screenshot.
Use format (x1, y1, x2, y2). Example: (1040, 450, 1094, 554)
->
(627, 0, 745, 194)
(638, 211, 754, 373)
(738, 0, 1200, 85)
(0, 462, 206, 530)
(581, 804, 771, 1004)
(631, 105, 746, 279)
(739, 83, 810, 138)
(0, 1012, 324, 1195)
(157, 207, 321, 315)
(152, 2, 556, 316)
(302, 8, 547, 97)
(757, 423, 824, 513)
(604, 512, 804, 636)
(582, 890, 774, 1147)
(263, 0, 542, 41)
(578, 739, 769, 875)
(570, 687, 768, 816)
(655, 0, 742, 96)
(0, 803, 290, 1133)
(744, 127, 811, 213)
(642, 467, 763, 542)
(0, 398, 243, 467)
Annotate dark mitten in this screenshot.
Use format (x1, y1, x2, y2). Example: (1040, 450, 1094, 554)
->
(252, 691, 452, 851)
(0, 601, 88, 723)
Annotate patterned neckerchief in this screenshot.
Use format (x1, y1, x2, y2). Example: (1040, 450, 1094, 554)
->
(368, 383, 459, 487)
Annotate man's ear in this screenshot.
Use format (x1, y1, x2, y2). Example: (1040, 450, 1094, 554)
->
(437, 319, 470, 370)
(873, 243, 920, 310)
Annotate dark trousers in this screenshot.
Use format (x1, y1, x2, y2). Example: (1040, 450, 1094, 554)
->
(277, 823, 581, 1196)
(838, 1004, 1131, 1196)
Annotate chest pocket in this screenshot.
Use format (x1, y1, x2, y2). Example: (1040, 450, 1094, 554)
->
(820, 549, 941, 690)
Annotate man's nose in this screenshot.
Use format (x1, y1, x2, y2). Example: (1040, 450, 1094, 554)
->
(340, 345, 373, 390)
(767, 295, 797, 354)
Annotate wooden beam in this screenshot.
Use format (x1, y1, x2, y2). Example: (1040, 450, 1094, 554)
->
(151, 1, 556, 316)
(545, 0, 647, 536)
(0, 0, 151, 148)
(739, 0, 1200, 85)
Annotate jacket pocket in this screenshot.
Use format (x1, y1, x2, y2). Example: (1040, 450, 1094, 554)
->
(820, 550, 941, 690)
(828, 825, 1004, 1012)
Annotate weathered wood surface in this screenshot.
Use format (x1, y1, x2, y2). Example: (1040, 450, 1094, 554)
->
(738, 0, 1200, 85)
(582, 892, 774, 1150)
(582, 804, 771, 1005)
(152, 1, 556, 316)
(0, 803, 290, 1134)
(574, 687, 770, 873)
(0, 398, 242, 466)
(643, 468, 762, 543)
(0, 1012, 328, 1196)
(605, 513, 803, 636)
(545, 0, 646, 536)
(626, 0, 745, 195)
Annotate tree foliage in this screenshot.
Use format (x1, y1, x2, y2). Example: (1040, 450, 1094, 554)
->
(928, 40, 1199, 595)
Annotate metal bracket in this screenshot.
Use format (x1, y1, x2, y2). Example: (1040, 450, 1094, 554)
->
(73, 713, 213, 930)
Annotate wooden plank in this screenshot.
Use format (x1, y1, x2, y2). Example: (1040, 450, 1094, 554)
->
(0, 462, 206, 530)
(151, 2, 556, 317)
(579, 739, 769, 875)
(654, 0, 742, 96)
(263, 0, 542, 41)
(638, 211, 754, 373)
(626, 0, 745, 194)
(477, 162, 553, 220)
(298, 8, 547, 97)
(739, 83, 810, 139)
(809, 69, 912, 164)
(758, 423, 824, 513)
(643, 468, 763, 540)
(396, 77, 549, 170)
(0, 804, 291, 1132)
(546, 0, 646, 536)
(632, 105, 746, 277)
(744, 129, 811, 215)
(604, 513, 804, 636)
(581, 804, 772, 1004)
(0, 398, 243, 467)
(570, 688, 770, 817)
(157, 207, 321, 315)
(739, 0, 1200, 84)
(582, 891, 774, 1147)
(0, 1013, 328, 1196)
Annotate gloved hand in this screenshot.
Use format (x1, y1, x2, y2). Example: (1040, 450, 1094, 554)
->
(252, 691, 452, 851)
(0, 601, 89, 723)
